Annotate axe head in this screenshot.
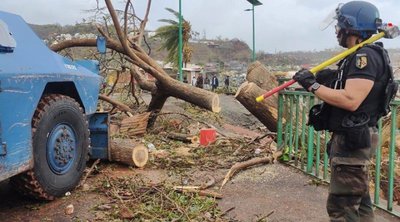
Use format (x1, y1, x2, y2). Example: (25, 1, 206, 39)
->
(379, 23, 400, 39)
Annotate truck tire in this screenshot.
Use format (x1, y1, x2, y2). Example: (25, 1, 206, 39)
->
(11, 94, 89, 200)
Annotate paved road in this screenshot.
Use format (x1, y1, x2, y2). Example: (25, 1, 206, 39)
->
(219, 163, 398, 221)
(215, 94, 399, 221)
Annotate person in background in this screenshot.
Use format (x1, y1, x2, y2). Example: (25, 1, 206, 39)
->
(224, 76, 230, 89)
(292, 1, 393, 221)
(191, 75, 197, 86)
(204, 75, 210, 90)
(211, 74, 219, 91)
(196, 74, 204, 89)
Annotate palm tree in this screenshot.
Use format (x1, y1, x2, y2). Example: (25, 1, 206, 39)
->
(153, 8, 192, 68)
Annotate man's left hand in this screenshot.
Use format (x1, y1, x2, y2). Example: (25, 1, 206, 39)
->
(293, 69, 316, 91)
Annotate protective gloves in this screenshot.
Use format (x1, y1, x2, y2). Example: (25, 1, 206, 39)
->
(293, 68, 316, 91)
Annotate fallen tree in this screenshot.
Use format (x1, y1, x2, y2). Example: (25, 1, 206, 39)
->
(50, 0, 221, 128)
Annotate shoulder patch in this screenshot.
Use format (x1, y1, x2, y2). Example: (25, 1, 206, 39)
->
(355, 53, 368, 69)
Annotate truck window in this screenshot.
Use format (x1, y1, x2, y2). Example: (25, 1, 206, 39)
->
(0, 20, 16, 52)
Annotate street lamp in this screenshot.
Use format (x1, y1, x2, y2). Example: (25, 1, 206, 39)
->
(245, 0, 262, 62)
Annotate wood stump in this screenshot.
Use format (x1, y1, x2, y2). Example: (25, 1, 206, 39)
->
(235, 81, 278, 132)
(247, 61, 278, 92)
(234, 61, 281, 132)
(110, 138, 149, 168)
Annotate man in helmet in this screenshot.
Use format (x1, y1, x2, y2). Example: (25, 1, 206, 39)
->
(292, 1, 394, 221)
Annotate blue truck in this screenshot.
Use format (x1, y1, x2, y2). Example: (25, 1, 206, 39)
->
(0, 11, 109, 200)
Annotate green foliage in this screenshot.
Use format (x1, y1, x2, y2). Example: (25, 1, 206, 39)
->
(152, 8, 192, 68)
(279, 146, 290, 162)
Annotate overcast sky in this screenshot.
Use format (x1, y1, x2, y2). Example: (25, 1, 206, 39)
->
(2, 0, 400, 52)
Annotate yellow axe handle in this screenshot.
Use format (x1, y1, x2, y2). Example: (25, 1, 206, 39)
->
(309, 32, 385, 73)
(256, 31, 386, 102)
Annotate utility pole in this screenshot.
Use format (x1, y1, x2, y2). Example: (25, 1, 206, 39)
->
(245, 0, 262, 62)
(178, 0, 183, 81)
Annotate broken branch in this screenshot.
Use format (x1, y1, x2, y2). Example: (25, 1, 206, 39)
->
(220, 156, 273, 189)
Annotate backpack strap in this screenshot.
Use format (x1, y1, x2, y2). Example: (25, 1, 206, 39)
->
(364, 42, 398, 117)
(364, 42, 394, 82)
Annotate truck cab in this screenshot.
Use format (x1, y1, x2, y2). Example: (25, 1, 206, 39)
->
(0, 11, 102, 200)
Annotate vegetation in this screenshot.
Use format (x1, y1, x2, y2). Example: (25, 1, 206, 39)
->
(152, 8, 192, 68)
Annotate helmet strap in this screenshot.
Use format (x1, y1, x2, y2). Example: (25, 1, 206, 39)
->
(337, 29, 348, 48)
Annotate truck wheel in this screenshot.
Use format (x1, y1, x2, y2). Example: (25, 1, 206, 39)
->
(11, 94, 89, 200)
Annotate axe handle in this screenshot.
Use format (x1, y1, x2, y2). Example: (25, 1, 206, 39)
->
(256, 31, 385, 102)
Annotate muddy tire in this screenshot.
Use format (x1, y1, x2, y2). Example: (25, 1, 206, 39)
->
(11, 94, 89, 200)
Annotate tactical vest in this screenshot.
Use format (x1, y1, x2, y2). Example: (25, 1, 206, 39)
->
(316, 43, 396, 132)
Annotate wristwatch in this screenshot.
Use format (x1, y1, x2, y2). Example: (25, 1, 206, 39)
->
(310, 82, 321, 94)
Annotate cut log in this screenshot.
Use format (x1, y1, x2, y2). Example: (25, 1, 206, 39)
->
(247, 61, 278, 92)
(110, 138, 149, 168)
(167, 133, 199, 143)
(119, 112, 151, 136)
(235, 81, 278, 132)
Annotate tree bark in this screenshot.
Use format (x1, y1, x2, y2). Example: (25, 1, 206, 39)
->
(147, 89, 169, 128)
(110, 138, 149, 168)
(247, 61, 278, 91)
(99, 94, 134, 114)
(235, 82, 278, 132)
(119, 112, 151, 136)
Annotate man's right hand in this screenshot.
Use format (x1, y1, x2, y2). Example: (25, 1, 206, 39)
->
(293, 69, 316, 91)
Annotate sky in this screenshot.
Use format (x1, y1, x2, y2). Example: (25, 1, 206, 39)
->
(1, 0, 400, 53)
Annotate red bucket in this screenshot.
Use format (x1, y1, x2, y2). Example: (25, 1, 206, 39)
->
(199, 128, 216, 146)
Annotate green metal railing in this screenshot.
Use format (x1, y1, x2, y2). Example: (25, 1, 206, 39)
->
(276, 78, 400, 217)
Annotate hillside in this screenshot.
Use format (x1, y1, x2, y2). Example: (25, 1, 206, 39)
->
(30, 23, 400, 69)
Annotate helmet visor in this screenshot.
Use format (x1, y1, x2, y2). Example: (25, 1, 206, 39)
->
(319, 3, 343, 30)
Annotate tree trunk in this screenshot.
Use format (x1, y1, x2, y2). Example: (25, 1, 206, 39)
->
(110, 138, 149, 168)
(99, 94, 134, 114)
(157, 80, 221, 113)
(147, 89, 169, 128)
(235, 81, 278, 132)
(247, 61, 278, 89)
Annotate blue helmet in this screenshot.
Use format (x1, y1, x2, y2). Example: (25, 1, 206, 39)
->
(336, 1, 381, 37)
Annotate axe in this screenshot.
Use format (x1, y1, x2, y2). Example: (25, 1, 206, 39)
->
(256, 23, 400, 102)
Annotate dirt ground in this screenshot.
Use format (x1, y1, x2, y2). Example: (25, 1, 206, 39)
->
(0, 93, 398, 221)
